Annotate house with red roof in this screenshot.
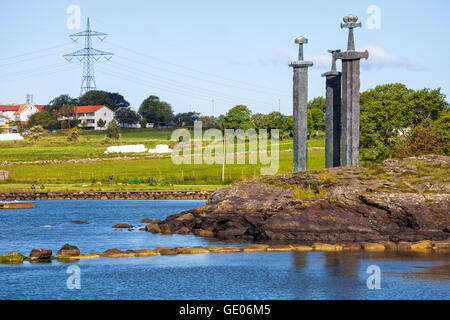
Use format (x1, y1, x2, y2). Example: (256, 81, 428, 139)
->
(0, 104, 44, 124)
(57, 105, 115, 130)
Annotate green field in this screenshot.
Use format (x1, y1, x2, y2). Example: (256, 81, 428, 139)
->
(0, 129, 325, 191)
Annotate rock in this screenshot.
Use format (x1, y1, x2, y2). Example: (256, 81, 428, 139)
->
(178, 247, 210, 254)
(341, 243, 362, 251)
(102, 248, 135, 258)
(146, 224, 161, 233)
(112, 224, 134, 229)
(362, 243, 386, 251)
(410, 240, 434, 250)
(176, 226, 191, 235)
(312, 243, 343, 251)
(397, 241, 412, 250)
(146, 155, 449, 242)
(176, 213, 194, 222)
(140, 218, 162, 223)
(267, 245, 293, 252)
(217, 246, 241, 253)
(153, 247, 170, 253)
(433, 240, 450, 251)
(0, 251, 26, 264)
(68, 221, 90, 225)
(135, 249, 157, 257)
(205, 246, 224, 252)
(29, 249, 52, 261)
(138, 228, 145, 231)
(74, 254, 99, 259)
(380, 241, 397, 250)
(56, 244, 81, 258)
(291, 244, 313, 252)
(193, 229, 215, 237)
(159, 249, 178, 256)
(242, 244, 270, 252)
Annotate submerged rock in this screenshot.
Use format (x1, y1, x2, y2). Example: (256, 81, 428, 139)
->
(68, 221, 90, 225)
(112, 224, 134, 229)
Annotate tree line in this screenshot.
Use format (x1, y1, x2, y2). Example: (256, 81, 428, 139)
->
(25, 82, 448, 163)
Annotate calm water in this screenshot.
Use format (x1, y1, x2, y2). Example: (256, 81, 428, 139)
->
(0, 200, 449, 300)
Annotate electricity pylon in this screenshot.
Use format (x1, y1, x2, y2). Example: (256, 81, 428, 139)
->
(64, 17, 113, 96)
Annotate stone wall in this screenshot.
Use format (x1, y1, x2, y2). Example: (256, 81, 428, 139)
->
(0, 190, 213, 201)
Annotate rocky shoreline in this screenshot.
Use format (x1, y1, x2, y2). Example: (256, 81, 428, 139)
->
(144, 155, 450, 243)
(2, 240, 449, 264)
(0, 190, 212, 201)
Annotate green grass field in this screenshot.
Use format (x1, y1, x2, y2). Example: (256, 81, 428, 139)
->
(0, 129, 325, 191)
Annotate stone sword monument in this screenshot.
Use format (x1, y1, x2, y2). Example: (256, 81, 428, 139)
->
(289, 36, 313, 172)
(322, 49, 342, 168)
(336, 14, 369, 167)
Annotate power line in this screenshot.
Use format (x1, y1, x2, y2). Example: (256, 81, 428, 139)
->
(64, 18, 113, 96)
(104, 40, 290, 96)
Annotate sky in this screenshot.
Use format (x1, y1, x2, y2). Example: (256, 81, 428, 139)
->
(0, 0, 449, 116)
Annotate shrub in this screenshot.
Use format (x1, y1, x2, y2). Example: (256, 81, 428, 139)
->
(67, 128, 82, 142)
(106, 120, 121, 140)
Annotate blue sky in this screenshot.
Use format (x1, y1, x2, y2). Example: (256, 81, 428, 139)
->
(0, 0, 448, 116)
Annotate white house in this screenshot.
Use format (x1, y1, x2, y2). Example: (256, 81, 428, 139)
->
(58, 105, 115, 130)
(0, 104, 43, 124)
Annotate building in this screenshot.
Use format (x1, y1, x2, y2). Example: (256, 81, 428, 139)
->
(0, 104, 44, 124)
(58, 105, 115, 130)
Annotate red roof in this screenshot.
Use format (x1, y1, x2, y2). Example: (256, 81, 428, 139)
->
(0, 105, 20, 112)
(73, 105, 105, 114)
(35, 105, 47, 111)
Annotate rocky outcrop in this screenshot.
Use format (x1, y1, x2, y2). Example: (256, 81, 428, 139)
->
(112, 224, 134, 229)
(29, 249, 52, 261)
(146, 155, 450, 243)
(56, 244, 81, 258)
(0, 251, 26, 264)
(68, 221, 90, 225)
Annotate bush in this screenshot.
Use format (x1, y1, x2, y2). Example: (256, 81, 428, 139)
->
(395, 125, 448, 157)
(106, 120, 121, 140)
(27, 125, 45, 144)
(67, 128, 82, 142)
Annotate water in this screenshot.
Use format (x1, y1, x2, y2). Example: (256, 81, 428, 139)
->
(0, 200, 449, 300)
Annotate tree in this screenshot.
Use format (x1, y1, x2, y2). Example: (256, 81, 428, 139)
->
(198, 116, 216, 128)
(79, 90, 116, 111)
(139, 95, 174, 124)
(219, 105, 254, 130)
(252, 113, 269, 130)
(108, 92, 130, 110)
(48, 94, 79, 112)
(360, 83, 448, 162)
(115, 107, 141, 125)
(59, 105, 77, 129)
(106, 120, 121, 140)
(175, 112, 200, 127)
(97, 118, 106, 128)
(140, 117, 148, 129)
(27, 111, 52, 129)
(309, 107, 325, 137)
(27, 125, 45, 144)
(308, 96, 326, 114)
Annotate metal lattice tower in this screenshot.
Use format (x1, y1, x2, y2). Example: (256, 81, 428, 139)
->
(64, 18, 113, 96)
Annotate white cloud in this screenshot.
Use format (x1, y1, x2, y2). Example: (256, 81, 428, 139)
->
(358, 45, 425, 71)
(258, 45, 425, 71)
